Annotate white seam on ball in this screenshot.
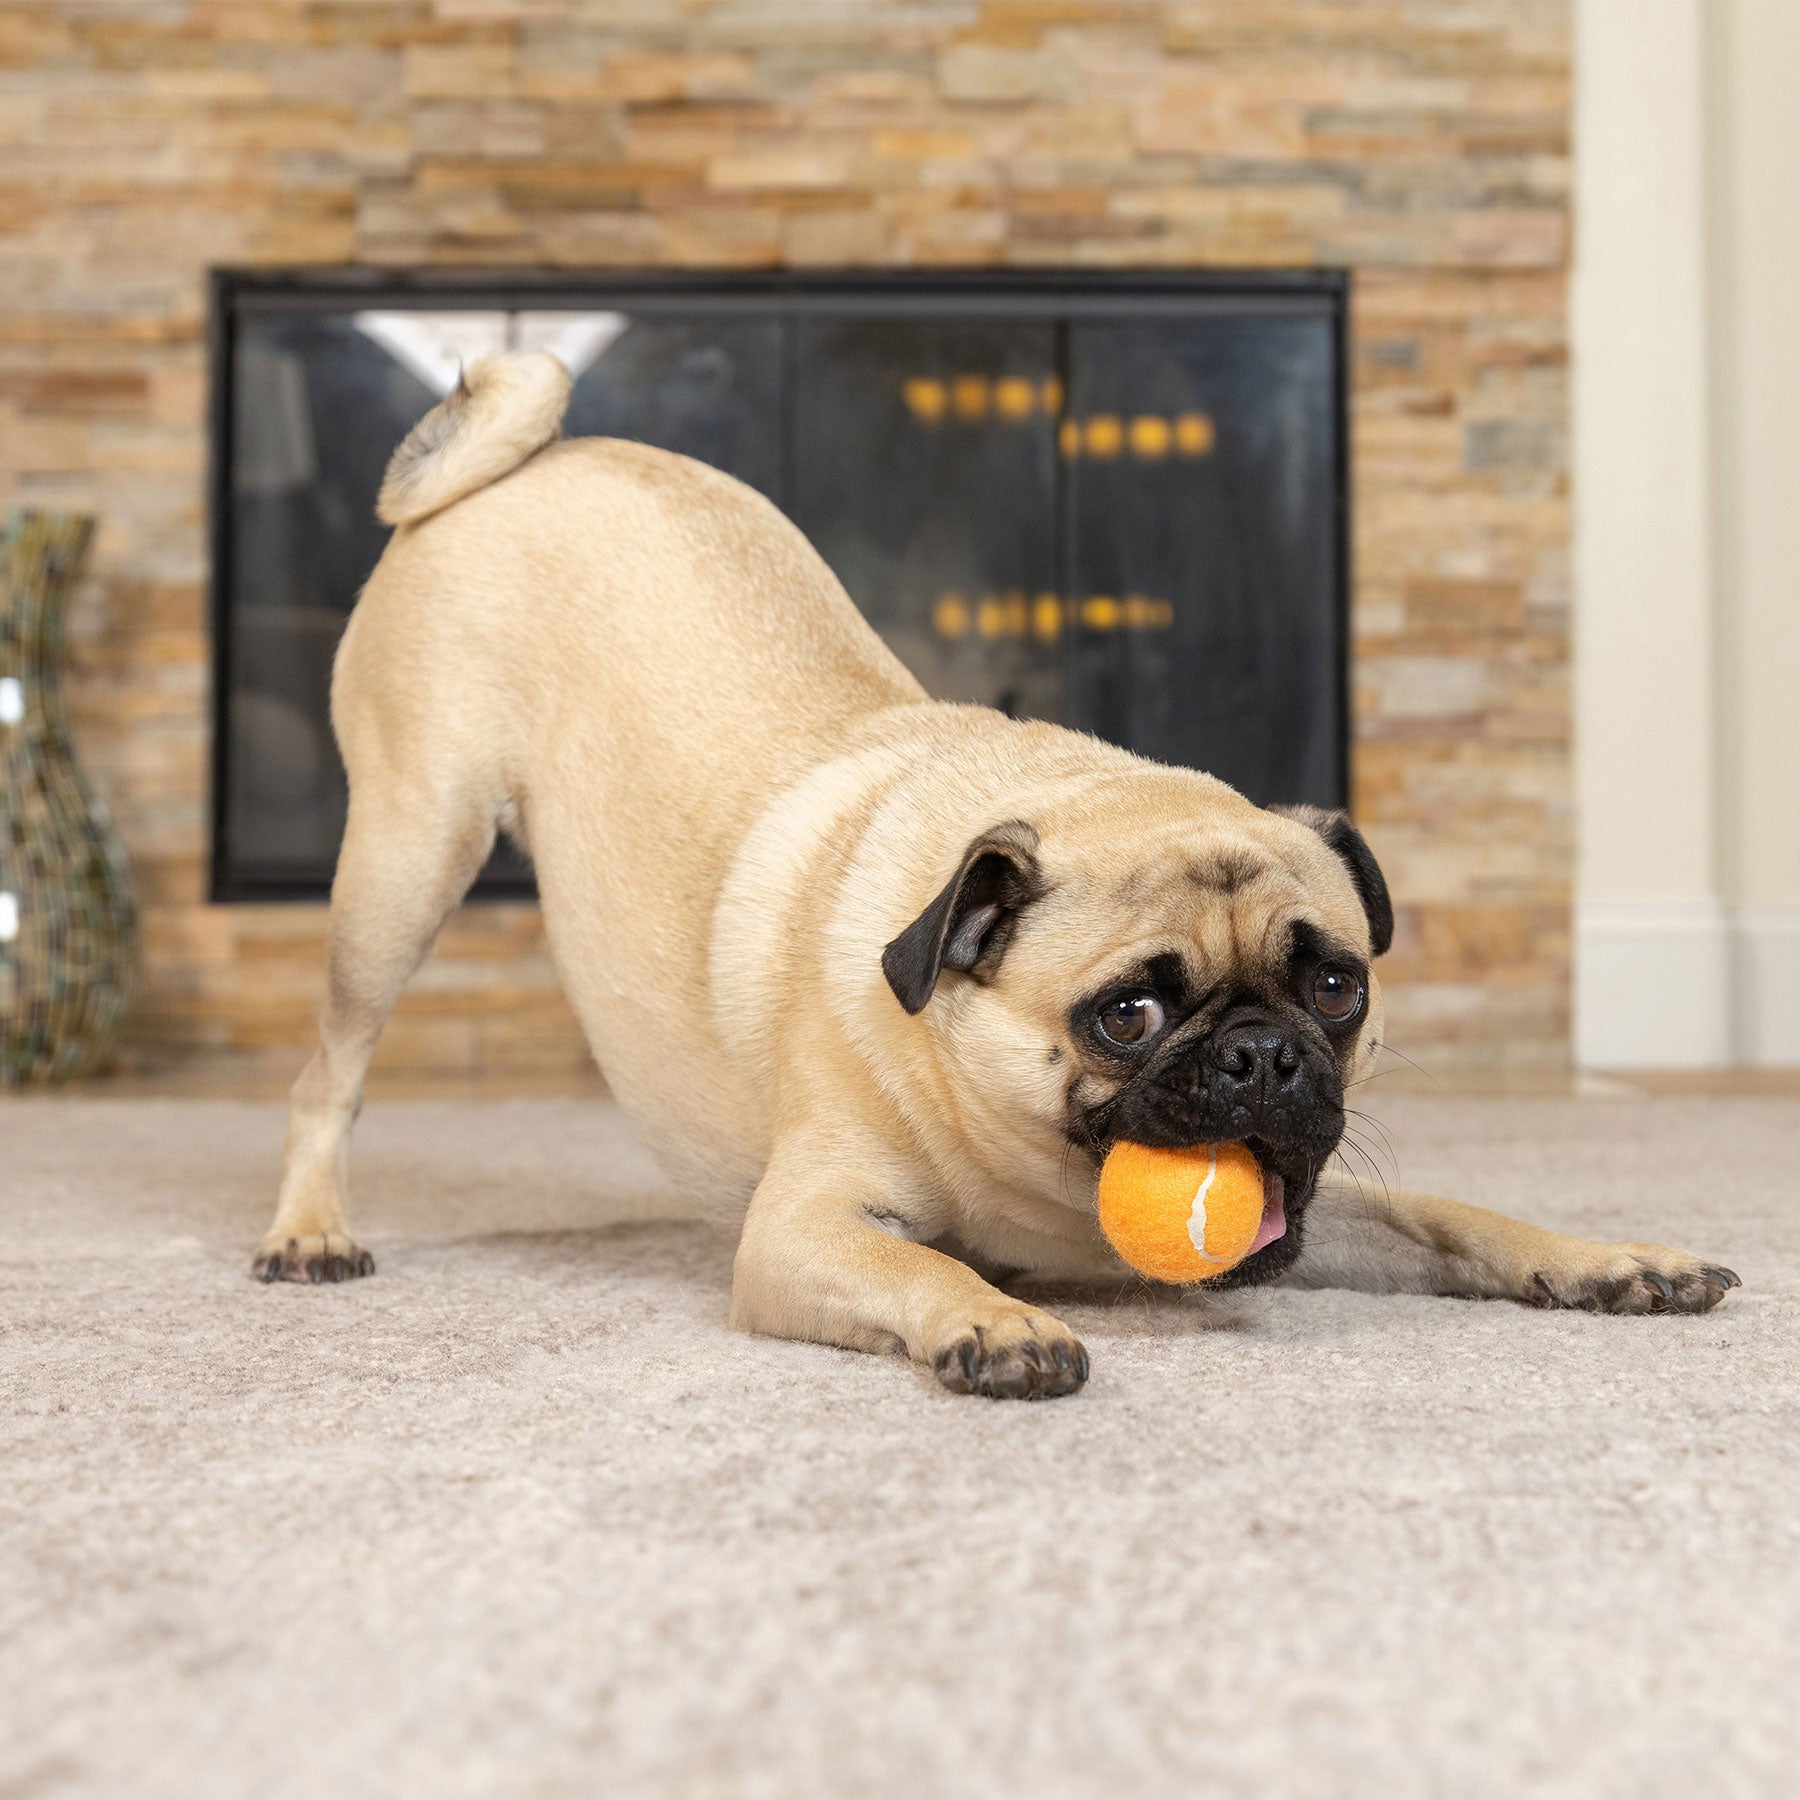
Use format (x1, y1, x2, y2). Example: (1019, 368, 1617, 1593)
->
(1186, 1146, 1228, 1267)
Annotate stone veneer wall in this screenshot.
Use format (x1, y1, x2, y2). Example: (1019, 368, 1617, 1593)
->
(0, 0, 1570, 1075)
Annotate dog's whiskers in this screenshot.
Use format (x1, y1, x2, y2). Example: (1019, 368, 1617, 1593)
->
(1344, 1106, 1401, 1181)
(1327, 1152, 1380, 1220)
(1059, 1137, 1081, 1208)
(1340, 1119, 1397, 1194)
(1330, 1131, 1393, 1214)
(1374, 1041, 1442, 1088)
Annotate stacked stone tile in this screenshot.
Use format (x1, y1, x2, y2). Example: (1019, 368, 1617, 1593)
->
(0, 0, 1571, 1074)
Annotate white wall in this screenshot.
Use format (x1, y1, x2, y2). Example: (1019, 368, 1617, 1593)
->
(1712, 0, 1800, 1064)
(1574, 0, 1800, 1067)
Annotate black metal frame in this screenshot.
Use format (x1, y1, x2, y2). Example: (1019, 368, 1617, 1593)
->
(207, 265, 1351, 902)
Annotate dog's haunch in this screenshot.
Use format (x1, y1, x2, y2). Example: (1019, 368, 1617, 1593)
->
(1097, 1140, 1271, 1283)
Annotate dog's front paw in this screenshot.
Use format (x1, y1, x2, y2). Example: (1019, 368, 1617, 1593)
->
(930, 1305, 1089, 1400)
(1527, 1244, 1739, 1316)
(253, 1232, 376, 1285)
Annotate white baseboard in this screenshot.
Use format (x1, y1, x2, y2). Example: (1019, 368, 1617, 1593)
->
(1734, 907, 1800, 1065)
(1576, 900, 1732, 1068)
(1577, 898, 1800, 1067)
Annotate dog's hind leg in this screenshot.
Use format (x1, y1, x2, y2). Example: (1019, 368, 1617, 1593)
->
(252, 354, 568, 1283)
(253, 775, 498, 1283)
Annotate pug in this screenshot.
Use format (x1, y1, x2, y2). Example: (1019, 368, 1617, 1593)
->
(256, 352, 1739, 1398)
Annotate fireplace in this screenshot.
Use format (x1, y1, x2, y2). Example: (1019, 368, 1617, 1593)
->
(208, 269, 1348, 899)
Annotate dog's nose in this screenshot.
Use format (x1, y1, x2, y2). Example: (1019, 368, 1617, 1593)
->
(1209, 1023, 1304, 1111)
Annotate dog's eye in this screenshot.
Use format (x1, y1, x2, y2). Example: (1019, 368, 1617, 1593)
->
(1097, 992, 1166, 1046)
(1310, 966, 1365, 1024)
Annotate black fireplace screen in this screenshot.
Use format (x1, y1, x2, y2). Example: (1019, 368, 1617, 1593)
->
(209, 271, 1347, 898)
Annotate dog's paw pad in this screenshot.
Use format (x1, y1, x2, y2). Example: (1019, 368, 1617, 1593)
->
(253, 1234, 376, 1285)
(931, 1311, 1089, 1400)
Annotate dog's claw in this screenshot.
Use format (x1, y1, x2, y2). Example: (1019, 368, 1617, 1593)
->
(1526, 1253, 1739, 1317)
(252, 1235, 377, 1285)
(932, 1313, 1088, 1400)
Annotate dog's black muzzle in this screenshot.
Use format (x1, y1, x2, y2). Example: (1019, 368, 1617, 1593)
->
(1104, 1005, 1345, 1285)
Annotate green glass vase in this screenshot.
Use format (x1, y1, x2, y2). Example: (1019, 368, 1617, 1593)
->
(0, 512, 138, 1083)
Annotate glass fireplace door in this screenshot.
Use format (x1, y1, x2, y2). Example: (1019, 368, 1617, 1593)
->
(212, 274, 1345, 898)
(1062, 313, 1341, 801)
(788, 318, 1063, 726)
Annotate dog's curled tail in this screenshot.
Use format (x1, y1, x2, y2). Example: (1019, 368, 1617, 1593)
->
(376, 352, 572, 527)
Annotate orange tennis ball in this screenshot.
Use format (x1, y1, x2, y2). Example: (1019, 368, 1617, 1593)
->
(1097, 1140, 1267, 1284)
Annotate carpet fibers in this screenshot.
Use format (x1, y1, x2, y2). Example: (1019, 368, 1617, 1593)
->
(3, 1093, 1797, 1798)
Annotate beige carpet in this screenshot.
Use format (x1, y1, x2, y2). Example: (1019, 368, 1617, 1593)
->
(3, 1092, 1797, 1799)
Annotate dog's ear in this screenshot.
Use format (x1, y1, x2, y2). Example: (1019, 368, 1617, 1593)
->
(882, 821, 1043, 1014)
(1271, 805, 1393, 957)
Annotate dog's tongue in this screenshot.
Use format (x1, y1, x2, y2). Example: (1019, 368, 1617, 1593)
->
(1249, 1166, 1287, 1255)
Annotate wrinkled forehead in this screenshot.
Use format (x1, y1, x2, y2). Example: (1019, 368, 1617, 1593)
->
(1089, 829, 1364, 978)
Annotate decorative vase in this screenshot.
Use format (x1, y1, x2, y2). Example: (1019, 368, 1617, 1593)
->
(0, 512, 138, 1083)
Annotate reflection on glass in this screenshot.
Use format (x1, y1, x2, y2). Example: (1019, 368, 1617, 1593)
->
(789, 319, 1061, 722)
(1064, 316, 1340, 801)
(562, 318, 781, 498)
(217, 294, 1343, 896)
(222, 309, 783, 892)
(228, 315, 427, 884)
